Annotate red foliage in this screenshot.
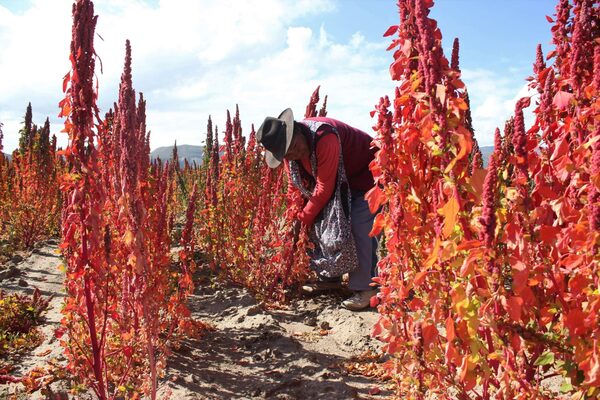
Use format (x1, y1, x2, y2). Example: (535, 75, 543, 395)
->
(197, 102, 312, 303)
(369, 0, 600, 397)
(59, 3, 195, 398)
(305, 85, 321, 118)
(0, 106, 62, 253)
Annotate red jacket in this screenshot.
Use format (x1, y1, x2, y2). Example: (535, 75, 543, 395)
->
(285, 117, 376, 226)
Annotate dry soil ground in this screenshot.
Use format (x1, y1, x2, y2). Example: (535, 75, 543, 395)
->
(0, 242, 390, 400)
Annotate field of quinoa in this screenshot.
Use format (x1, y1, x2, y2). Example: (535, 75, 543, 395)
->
(0, 0, 598, 399)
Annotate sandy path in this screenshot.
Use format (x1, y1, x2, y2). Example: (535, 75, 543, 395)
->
(1, 244, 389, 399)
(0, 241, 73, 399)
(160, 282, 389, 399)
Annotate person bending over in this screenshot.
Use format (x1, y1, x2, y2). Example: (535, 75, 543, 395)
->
(257, 108, 379, 311)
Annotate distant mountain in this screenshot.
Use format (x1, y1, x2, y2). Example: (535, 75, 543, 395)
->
(150, 144, 492, 168)
(1, 145, 493, 168)
(150, 144, 204, 166)
(1, 152, 10, 161)
(480, 146, 493, 167)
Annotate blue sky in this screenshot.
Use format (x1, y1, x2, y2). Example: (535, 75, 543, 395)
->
(0, 0, 557, 152)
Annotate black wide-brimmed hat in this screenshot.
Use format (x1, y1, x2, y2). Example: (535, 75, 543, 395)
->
(256, 108, 294, 168)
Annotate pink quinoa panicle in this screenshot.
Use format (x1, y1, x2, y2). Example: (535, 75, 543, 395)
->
(318, 94, 328, 117)
(118, 40, 140, 218)
(590, 124, 600, 231)
(470, 139, 483, 171)
(69, 0, 98, 159)
(392, 87, 402, 124)
(552, 0, 572, 73)
(534, 43, 546, 75)
(451, 37, 460, 72)
(414, 0, 437, 93)
(137, 92, 150, 181)
(246, 122, 257, 157)
(494, 124, 503, 155)
(479, 128, 501, 248)
(569, 0, 594, 90)
(233, 104, 243, 151)
(512, 100, 528, 175)
(212, 124, 220, 182)
(206, 115, 214, 158)
(181, 182, 198, 253)
(464, 90, 474, 134)
(224, 109, 233, 161)
(540, 71, 555, 119)
(305, 85, 320, 118)
(594, 44, 600, 91)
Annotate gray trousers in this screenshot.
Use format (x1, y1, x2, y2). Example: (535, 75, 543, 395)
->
(348, 191, 379, 291)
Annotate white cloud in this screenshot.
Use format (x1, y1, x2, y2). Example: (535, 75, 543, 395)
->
(0, 0, 537, 157)
(0, 0, 392, 153)
(462, 68, 537, 146)
(144, 23, 390, 149)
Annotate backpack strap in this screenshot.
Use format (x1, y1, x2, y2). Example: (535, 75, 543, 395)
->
(289, 121, 351, 221)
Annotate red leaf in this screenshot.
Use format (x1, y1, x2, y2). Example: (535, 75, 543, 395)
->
(469, 168, 487, 201)
(438, 194, 459, 238)
(460, 248, 483, 277)
(422, 322, 438, 348)
(445, 341, 459, 365)
(561, 254, 585, 271)
(580, 340, 600, 386)
(407, 298, 425, 311)
(62, 72, 70, 93)
(424, 238, 441, 268)
(371, 320, 385, 338)
(459, 355, 476, 389)
(370, 213, 385, 237)
(414, 270, 428, 286)
(365, 185, 386, 214)
(568, 274, 589, 294)
(550, 136, 569, 161)
(389, 58, 406, 81)
(445, 317, 455, 341)
(36, 349, 52, 357)
(538, 225, 561, 244)
(383, 25, 398, 37)
(386, 38, 401, 51)
(565, 309, 588, 336)
(435, 84, 446, 105)
(456, 239, 483, 251)
(123, 346, 134, 358)
(517, 96, 531, 109)
(54, 328, 65, 339)
(553, 91, 573, 110)
(370, 294, 380, 308)
(505, 296, 523, 322)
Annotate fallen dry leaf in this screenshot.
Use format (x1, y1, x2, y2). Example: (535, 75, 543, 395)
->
(36, 349, 52, 357)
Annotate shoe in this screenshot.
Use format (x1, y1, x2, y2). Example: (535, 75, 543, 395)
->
(301, 281, 343, 294)
(341, 289, 378, 311)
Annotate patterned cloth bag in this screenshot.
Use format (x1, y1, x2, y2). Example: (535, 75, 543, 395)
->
(289, 120, 359, 278)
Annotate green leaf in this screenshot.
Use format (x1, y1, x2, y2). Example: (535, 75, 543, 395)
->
(534, 351, 554, 366)
(559, 381, 573, 393)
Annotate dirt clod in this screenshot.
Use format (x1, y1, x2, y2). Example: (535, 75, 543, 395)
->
(246, 304, 262, 316)
(320, 321, 331, 330)
(0, 265, 19, 281)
